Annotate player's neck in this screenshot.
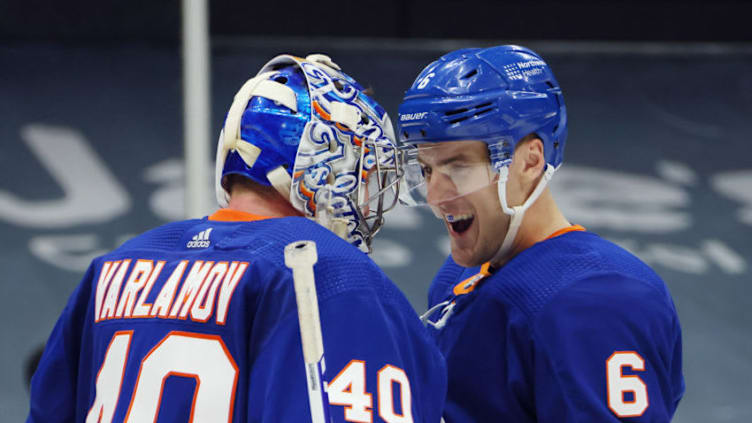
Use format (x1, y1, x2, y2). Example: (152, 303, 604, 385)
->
(227, 190, 304, 218)
(514, 188, 571, 252)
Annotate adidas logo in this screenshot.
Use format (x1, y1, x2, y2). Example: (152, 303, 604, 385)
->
(187, 228, 213, 248)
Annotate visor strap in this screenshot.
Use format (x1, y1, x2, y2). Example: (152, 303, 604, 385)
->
(313, 185, 350, 244)
(494, 163, 557, 262)
(253, 79, 298, 112)
(215, 130, 230, 207)
(224, 73, 270, 153)
(222, 73, 299, 165)
(329, 101, 362, 130)
(267, 165, 292, 202)
(305, 53, 342, 72)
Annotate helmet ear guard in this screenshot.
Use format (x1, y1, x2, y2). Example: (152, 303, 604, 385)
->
(216, 54, 401, 251)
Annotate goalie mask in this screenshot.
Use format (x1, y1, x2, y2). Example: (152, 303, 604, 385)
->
(216, 54, 402, 252)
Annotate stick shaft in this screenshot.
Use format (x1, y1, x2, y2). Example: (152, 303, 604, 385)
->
(285, 241, 329, 423)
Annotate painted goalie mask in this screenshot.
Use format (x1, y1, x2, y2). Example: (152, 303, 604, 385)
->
(216, 54, 402, 251)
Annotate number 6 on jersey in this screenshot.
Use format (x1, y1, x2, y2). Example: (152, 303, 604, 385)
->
(606, 351, 649, 417)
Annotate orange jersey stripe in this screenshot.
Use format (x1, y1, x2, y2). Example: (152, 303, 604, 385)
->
(449, 226, 585, 297)
(452, 262, 492, 296)
(545, 224, 586, 240)
(208, 209, 272, 222)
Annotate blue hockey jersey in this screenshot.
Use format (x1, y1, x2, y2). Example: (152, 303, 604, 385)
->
(425, 228, 684, 422)
(28, 209, 446, 422)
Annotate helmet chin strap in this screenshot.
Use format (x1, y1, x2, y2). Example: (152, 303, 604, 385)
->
(313, 185, 350, 240)
(492, 163, 556, 265)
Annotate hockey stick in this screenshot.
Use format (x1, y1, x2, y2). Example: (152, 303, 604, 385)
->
(285, 240, 330, 423)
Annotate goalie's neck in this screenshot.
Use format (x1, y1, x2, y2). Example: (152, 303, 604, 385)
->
(226, 189, 303, 218)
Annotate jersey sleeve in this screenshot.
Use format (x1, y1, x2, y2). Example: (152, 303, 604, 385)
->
(27, 262, 96, 423)
(530, 274, 684, 422)
(247, 264, 446, 423)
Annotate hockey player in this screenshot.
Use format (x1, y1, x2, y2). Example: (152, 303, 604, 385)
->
(27, 54, 446, 422)
(398, 45, 684, 422)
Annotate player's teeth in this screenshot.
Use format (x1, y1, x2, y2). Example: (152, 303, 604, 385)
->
(445, 214, 473, 222)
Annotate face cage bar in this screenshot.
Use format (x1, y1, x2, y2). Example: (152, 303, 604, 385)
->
(354, 142, 405, 251)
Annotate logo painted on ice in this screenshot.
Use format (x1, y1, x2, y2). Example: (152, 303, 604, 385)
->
(187, 228, 213, 248)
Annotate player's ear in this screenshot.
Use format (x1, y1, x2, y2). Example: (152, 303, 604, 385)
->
(528, 138, 545, 174)
(512, 136, 545, 182)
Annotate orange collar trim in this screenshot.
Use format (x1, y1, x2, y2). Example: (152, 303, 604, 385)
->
(449, 225, 585, 297)
(208, 208, 272, 222)
(545, 224, 586, 240)
(453, 262, 492, 296)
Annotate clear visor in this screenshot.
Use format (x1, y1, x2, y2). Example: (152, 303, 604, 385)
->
(399, 142, 498, 207)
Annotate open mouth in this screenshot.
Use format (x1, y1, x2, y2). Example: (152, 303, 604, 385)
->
(446, 214, 474, 234)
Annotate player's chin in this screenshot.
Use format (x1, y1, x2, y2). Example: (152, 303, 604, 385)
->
(449, 243, 483, 267)
(447, 223, 481, 266)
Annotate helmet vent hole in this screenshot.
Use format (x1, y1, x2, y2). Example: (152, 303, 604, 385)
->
(403, 131, 409, 139)
(274, 76, 288, 84)
(360, 114, 370, 125)
(448, 116, 469, 125)
(420, 129, 427, 137)
(445, 107, 468, 116)
(473, 103, 494, 117)
(546, 81, 554, 88)
(474, 108, 493, 118)
(334, 80, 345, 90)
(461, 69, 478, 79)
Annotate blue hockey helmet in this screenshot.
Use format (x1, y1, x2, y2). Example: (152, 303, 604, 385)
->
(216, 54, 401, 251)
(398, 45, 567, 170)
(398, 45, 567, 262)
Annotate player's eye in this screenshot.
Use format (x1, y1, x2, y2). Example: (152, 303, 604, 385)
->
(420, 164, 432, 180)
(448, 162, 471, 175)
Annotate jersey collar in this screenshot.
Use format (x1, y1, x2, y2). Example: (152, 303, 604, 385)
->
(425, 224, 587, 330)
(208, 208, 273, 222)
(450, 224, 586, 296)
(545, 224, 586, 240)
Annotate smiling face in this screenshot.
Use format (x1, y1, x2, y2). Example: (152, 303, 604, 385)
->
(419, 140, 510, 267)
